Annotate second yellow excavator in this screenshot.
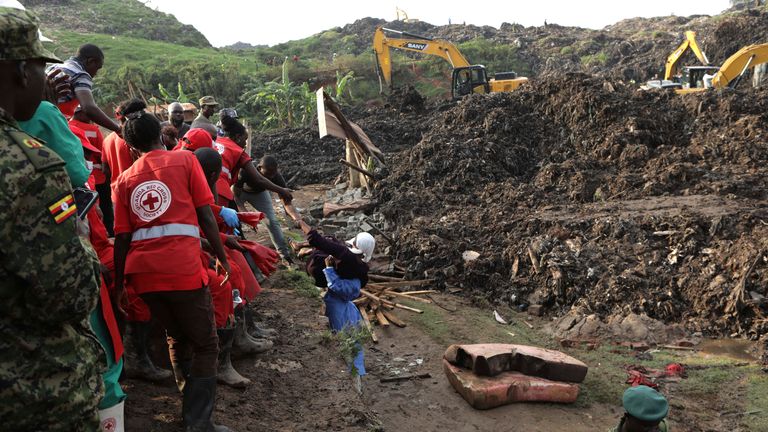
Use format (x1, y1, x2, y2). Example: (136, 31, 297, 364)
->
(676, 43, 768, 94)
(373, 27, 528, 99)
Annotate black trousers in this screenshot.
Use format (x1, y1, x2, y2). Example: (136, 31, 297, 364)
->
(140, 287, 219, 377)
(96, 181, 114, 237)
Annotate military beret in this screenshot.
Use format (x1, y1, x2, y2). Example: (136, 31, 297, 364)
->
(623, 385, 669, 422)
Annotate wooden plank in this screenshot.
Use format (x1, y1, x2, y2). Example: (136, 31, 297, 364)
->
(380, 373, 431, 383)
(340, 158, 377, 179)
(395, 303, 423, 314)
(369, 274, 406, 282)
(383, 289, 432, 304)
(357, 306, 378, 343)
(402, 290, 438, 296)
(367, 279, 434, 289)
(381, 310, 407, 328)
(375, 309, 390, 327)
(360, 289, 396, 307)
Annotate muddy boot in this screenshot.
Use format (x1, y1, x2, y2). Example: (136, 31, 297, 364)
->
(232, 309, 272, 356)
(182, 376, 232, 432)
(216, 328, 250, 388)
(243, 307, 277, 339)
(124, 321, 173, 382)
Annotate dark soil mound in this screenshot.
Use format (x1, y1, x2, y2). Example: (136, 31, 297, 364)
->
(376, 74, 768, 339)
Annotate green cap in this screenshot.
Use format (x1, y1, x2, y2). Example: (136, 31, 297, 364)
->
(623, 386, 669, 422)
(0, 7, 60, 63)
(199, 96, 219, 107)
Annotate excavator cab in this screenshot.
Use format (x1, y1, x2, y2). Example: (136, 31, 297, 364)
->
(681, 66, 720, 89)
(452, 66, 490, 99)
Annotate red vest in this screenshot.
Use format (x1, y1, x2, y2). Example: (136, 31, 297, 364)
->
(112, 150, 214, 294)
(69, 119, 106, 184)
(103, 132, 136, 185)
(214, 136, 250, 201)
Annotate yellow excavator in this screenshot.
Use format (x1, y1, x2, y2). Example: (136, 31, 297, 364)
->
(675, 43, 768, 94)
(645, 30, 710, 89)
(665, 30, 710, 81)
(373, 26, 528, 99)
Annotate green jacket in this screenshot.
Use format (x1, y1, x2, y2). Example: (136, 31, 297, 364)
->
(18, 101, 91, 187)
(0, 108, 104, 431)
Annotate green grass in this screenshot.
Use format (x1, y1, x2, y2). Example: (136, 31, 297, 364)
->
(745, 372, 768, 429)
(580, 51, 608, 66)
(269, 269, 321, 299)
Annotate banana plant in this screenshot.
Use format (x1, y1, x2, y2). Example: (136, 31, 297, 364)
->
(241, 58, 316, 129)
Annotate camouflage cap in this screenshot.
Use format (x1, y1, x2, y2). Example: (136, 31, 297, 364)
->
(0, 7, 60, 63)
(199, 96, 219, 107)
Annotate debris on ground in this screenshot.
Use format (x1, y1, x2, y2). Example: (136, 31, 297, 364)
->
(443, 343, 588, 409)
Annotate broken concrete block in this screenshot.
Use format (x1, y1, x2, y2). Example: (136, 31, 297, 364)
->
(444, 343, 588, 383)
(443, 359, 580, 409)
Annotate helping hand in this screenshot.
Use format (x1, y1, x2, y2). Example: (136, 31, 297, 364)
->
(219, 207, 240, 228)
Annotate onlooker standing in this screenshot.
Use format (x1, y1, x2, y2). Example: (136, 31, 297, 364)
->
(0, 7, 105, 430)
(191, 96, 218, 129)
(235, 155, 301, 263)
(161, 101, 190, 138)
(47, 44, 121, 135)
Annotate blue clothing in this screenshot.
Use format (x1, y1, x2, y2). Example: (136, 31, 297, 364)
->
(18, 101, 90, 186)
(323, 267, 365, 375)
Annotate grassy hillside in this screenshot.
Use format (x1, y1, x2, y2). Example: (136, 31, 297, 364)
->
(28, 0, 210, 48)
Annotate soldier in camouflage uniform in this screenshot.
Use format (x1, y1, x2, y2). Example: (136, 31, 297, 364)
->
(0, 7, 105, 431)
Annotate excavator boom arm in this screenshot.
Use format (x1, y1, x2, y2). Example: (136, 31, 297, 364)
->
(373, 27, 471, 87)
(664, 31, 709, 80)
(712, 43, 768, 88)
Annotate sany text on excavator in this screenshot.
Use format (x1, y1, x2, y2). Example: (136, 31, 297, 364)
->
(373, 26, 528, 99)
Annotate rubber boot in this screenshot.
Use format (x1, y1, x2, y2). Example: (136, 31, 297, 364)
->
(243, 307, 277, 339)
(123, 321, 173, 382)
(216, 328, 250, 388)
(182, 376, 232, 432)
(232, 309, 272, 356)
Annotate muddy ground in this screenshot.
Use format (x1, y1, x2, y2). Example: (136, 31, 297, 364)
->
(124, 186, 768, 432)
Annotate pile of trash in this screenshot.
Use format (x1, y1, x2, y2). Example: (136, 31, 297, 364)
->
(376, 74, 768, 340)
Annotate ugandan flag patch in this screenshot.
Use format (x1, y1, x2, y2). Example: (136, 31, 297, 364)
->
(48, 193, 77, 224)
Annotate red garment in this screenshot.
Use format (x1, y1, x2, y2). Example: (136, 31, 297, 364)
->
(176, 128, 213, 152)
(57, 98, 80, 118)
(230, 248, 260, 300)
(239, 240, 279, 277)
(112, 150, 213, 294)
(103, 132, 136, 185)
(214, 136, 250, 201)
(69, 119, 106, 184)
(238, 211, 265, 230)
(202, 252, 234, 328)
(100, 279, 124, 359)
(86, 209, 125, 358)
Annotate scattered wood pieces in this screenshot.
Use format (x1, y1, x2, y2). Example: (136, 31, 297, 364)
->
(369, 274, 404, 282)
(380, 373, 432, 383)
(527, 246, 540, 274)
(356, 280, 431, 333)
(523, 320, 535, 329)
(375, 309, 390, 327)
(381, 310, 407, 328)
(357, 306, 378, 343)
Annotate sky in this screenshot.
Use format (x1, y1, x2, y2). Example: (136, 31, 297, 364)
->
(142, 0, 729, 47)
